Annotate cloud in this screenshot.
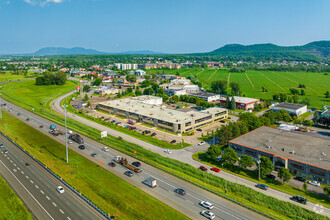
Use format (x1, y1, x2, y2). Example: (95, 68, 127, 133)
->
(23, 0, 65, 6)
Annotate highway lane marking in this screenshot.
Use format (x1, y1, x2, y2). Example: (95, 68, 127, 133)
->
(46, 196, 50, 200)
(13, 163, 16, 166)
(67, 217, 71, 220)
(40, 190, 44, 194)
(0, 160, 54, 220)
(21, 171, 24, 174)
(17, 167, 20, 170)
(60, 209, 64, 214)
(10, 160, 13, 163)
(53, 202, 57, 207)
(26, 175, 29, 179)
(35, 185, 39, 189)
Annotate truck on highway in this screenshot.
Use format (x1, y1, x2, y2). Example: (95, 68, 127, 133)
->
(69, 134, 84, 144)
(143, 177, 157, 188)
(114, 156, 142, 173)
(49, 124, 65, 135)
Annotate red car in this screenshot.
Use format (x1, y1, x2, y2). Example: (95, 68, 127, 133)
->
(39, 125, 44, 128)
(199, 166, 208, 172)
(211, 167, 220, 173)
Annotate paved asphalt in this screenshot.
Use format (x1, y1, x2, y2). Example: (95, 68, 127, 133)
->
(2, 101, 266, 219)
(51, 90, 330, 217)
(0, 135, 105, 220)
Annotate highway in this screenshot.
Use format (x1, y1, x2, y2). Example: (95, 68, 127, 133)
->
(1, 100, 266, 220)
(51, 90, 330, 217)
(0, 135, 105, 220)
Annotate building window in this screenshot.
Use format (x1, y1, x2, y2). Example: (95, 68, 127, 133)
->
(215, 111, 226, 117)
(289, 163, 304, 171)
(245, 149, 256, 156)
(310, 169, 325, 177)
(185, 122, 191, 126)
(195, 116, 212, 124)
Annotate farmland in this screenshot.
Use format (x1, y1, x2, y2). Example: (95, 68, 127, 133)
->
(148, 68, 330, 108)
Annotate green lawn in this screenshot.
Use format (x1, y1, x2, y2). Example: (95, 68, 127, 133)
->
(0, 72, 31, 82)
(147, 69, 330, 108)
(0, 176, 32, 220)
(0, 111, 189, 220)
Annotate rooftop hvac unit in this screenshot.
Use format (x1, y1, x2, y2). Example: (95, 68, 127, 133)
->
(290, 151, 295, 154)
(267, 138, 272, 142)
(321, 152, 327, 156)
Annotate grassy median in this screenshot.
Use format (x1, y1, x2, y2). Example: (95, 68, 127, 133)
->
(0, 111, 189, 220)
(0, 176, 32, 220)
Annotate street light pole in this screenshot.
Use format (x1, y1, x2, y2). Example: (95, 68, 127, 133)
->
(258, 154, 261, 181)
(62, 104, 68, 163)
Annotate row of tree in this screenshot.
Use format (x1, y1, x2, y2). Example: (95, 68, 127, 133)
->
(210, 80, 241, 96)
(35, 71, 67, 85)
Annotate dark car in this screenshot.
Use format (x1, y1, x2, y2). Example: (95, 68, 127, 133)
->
(131, 127, 137, 130)
(199, 166, 208, 172)
(91, 153, 97, 157)
(26, 118, 30, 121)
(78, 145, 85, 150)
(132, 161, 141, 167)
(170, 140, 177, 144)
(294, 176, 306, 182)
(266, 174, 276, 180)
(174, 188, 186, 196)
(255, 184, 268, 190)
(124, 171, 134, 177)
(17, 113, 21, 116)
(291, 195, 307, 204)
(151, 132, 156, 137)
(108, 162, 116, 167)
(25, 162, 30, 166)
(111, 120, 116, 124)
(197, 129, 202, 132)
(145, 130, 151, 134)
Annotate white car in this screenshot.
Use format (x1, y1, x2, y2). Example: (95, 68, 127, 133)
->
(102, 147, 109, 152)
(198, 141, 206, 146)
(67, 140, 73, 144)
(0, 144, 4, 148)
(67, 130, 73, 134)
(164, 149, 172, 154)
(57, 186, 65, 194)
(201, 210, 215, 219)
(308, 180, 320, 187)
(200, 201, 214, 209)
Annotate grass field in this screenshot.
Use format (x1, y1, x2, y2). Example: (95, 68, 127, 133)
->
(0, 111, 189, 220)
(0, 72, 31, 82)
(0, 176, 32, 220)
(148, 68, 330, 108)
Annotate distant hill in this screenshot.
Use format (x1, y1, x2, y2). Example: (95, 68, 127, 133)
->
(33, 47, 107, 56)
(208, 41, 330, 59)
(118, 50, 165, 55)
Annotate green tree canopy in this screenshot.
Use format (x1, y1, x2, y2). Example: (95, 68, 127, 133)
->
(278, 168, 292, 183)
(260, 156, 273, 178)
(222, 147, 238, 166)
(239, 155, 254, 169)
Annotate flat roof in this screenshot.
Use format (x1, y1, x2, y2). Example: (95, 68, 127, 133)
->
(190, 92, 219, 98)
(273, 102, 306, 110)
(219, 96, 260, 104)
(99, 96, 227, 124)
(230, 126, 330, 170)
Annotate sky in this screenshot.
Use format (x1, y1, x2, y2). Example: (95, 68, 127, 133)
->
(0, 0, 329, 54)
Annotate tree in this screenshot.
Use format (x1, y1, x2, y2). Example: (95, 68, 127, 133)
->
(230, 82, 241, 96)
(260, 156, 273, 178)
(312, 111, 320, 124)
(300, 89, 305, 96)
(324, 186, 330, 197)
(126, 74, 137, 83)
(83, 94, 89, 102)
(207, 145, 222, 160)
(303, 182, 308, 192)
(172, 95, 179, 103)
(231, 123, 241, 138)
(35, 71, 67, 86)
(302, 119, 313, 128)
(87, 100, 91, 107)
(292, 117, 302, 126)
(230, 96, 236, 110)
(279, 93, 287, 102)
(239, 155, 254, 169)
(92, 78, 102, 86)
(83, 85, 91, 92)
(210, 80, 227, 94)
(325, 91, 330, 98)
(222, 147, 238, 166)
(278, 168, 292, 183)
(225, 96, 230, 108)
(289, 88, 299, 95)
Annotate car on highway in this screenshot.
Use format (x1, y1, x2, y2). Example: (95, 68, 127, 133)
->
(25, 162, 30, 166)
(255, 184, 268, 190)
(91, 153, 97, 157)
(3, 149, 8, 154)
(132, 161, 141, 167)
(308, 180, 320, 187)
(294, 176, 306, 182)
(210, 167, 220, 173)
(124, 171, 134, 177)
(102, 147, 109, 152)
(17, 113, 21, 116)
(0, 143, 3, 148)
(170, 140, 176, 144)
(57, 186, 65, 194)
(198, 141, 206, 146)
(67, 140, 73, 144)
(174, 188, 186, 195)
(200, 201, 214, 209)
(164, 149, 172, 154)
(197, 129, 202, 132)
(266, 174, 276, 180)
(199, 166, 208, 172)
(78, 145, 85, 150)
(290, 195, 307, 205)
(26, 118, 30, 121)
(39, 125, 44, 128)
(200, 210, 215, 219)
(108, 162, 116, 167)
(151, 132, 156, 137)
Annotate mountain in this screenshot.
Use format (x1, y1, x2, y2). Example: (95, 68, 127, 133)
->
(208, 41, 330, 59)
(33, 47, 107, 56)
(118, 50, 165, 55)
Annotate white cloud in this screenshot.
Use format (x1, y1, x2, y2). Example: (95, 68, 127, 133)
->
(23, 0, 65, 6)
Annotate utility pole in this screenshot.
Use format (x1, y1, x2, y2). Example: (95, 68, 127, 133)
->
(0, 87, 2, 120)
(62, 104, 69, 163)
(258, 154, 261, 181)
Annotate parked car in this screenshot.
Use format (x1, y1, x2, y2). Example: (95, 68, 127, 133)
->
(78, 145, 85, 150)
(151, 132, 156, 137)
(26, 118, 30, 121)
(198, 141, 206, 146)
(200, 210, 215, 219)
(111, 120, 116, 124)
(210, 167, 220, 173)
(67, 140, 73, 144)
(266, 174, 276, 180)
(255, 184, 268, 190)
(170, 140, 177, 144)
(164, 149, 172, 154)
(132, 161, 141, 167)
(57, 186, 65, 194)
(290, 195, 307, 205)
(174, 188, 186, 195)
(0, 144, 3, 148)
(124, 171, 134, 177)
(39, 125, 44, 128)
(91, 153, 97, 157)
(200, 201, 214, 209)
(199, 166, 208, 172)
(108, 162, 116, 167)
(294, 176, 306, 182)
(17, 113, 21, 116)
(197, 129, 202, 132)
(308, 180, 320, 187)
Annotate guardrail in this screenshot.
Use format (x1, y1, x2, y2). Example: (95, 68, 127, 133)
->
(0, 131, 111, 220)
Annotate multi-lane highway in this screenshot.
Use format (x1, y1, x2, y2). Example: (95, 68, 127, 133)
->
(0, 135, 105, 220)
(1, 100, 267, 220)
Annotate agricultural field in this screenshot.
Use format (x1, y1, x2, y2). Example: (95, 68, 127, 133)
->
(148, 68, 330, 108)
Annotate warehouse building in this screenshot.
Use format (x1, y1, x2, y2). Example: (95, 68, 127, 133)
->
(189, 92, 220, 102)
(228, 126, 330, 185)
(98, 96, 228, 133)
(219, 96, 260, 110)
(271, 102, 307, 116)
